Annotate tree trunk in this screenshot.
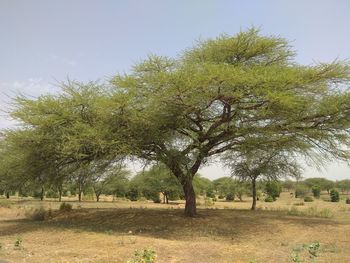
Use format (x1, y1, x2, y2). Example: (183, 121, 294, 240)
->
(165, 194, 169, 204)
(58, 186, 62, 202)
(251, 178, 257, 210)
(162, 193, 166, 204)
(96, 193, 100, 202)
(40, 186, 44, 201)
(182, 176, 196, 217)
(78, 191, 82, 202)
(6, 191, 9, 199)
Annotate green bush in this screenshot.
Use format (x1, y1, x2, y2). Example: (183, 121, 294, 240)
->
(45, 189, 59, 198)
(311, 185, 321, 198)
(218, 195, 224, 199)
(304, 196, 313, 202)
(59, 202, 72, 212)
(295, 185, 309, 198)
(151, 194, 161, 203)
(126, 188, 139, 201)
(225, 192, 234, 201)
(330, 189, 340, 202)
(346, 197, 350, 204)
(265, 181, 281, 200)
(264, 196, 274, 202)
(206, 189, 215, 198)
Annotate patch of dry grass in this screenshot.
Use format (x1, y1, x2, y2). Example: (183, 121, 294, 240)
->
(0, 193, 350, 262)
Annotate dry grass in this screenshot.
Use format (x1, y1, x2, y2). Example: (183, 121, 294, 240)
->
(0, 192, 350, 262)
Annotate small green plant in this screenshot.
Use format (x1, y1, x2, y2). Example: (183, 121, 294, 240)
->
(264, 196, 274, 202)
(291, 242, 321, 262)
(59, 202, 73, 212)
(330, 189, 340, 202)
(307, 242, 320, 257)
(127, 248, 157, 263)
(291, 253, 302, 263)
(346, 197, 350, 204)
(303, 196, 313, 202)
(14, 236, 22, 249)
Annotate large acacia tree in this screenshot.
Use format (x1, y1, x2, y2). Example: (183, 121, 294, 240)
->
(110, 28, 350, 216)
(5, 29, 350, 217)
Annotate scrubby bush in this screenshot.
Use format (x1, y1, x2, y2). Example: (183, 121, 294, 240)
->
(45, 189, 59, 198)
(27, 207, 47, 221)
(264, 196, 274, 202)
(126, 188, 139, 201)
(346, 197, 350, 204)
(218, 195, 224, 199)
(151, 194, 161, 203)
(206, 189, 215, 198)
(59, 202, 72, 212)
(330, 189, 340, 202)
(225, 192, 234, 201)
(295, 185, 309, 198)
(304, 196, 314, 202)
(265, 181, 281, 201)
(311, 185, 321, 198)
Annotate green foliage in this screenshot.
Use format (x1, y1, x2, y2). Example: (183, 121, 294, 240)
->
(46, 189, 59, 198)
(206, 189, 215, 198)
(265, 181, 281, 201)
(59, 202, 73, 212)
(14, 236, 22, 249)
(346, 197, 350, 204)
(193, 175, 214, 197)
(225, 193, 235, 201)
(295, 185, 309, 198)
(127, 248, 157, 263)
(304, 178, 334, 193)
(303, 196, 313, 202)
(126, 188, 139, 201)
(2, 28, 350, 217)
(264, 196, 274, 202)
(330, 189, 340, 202)
(336, 179, 350, 193)
(311, 185, 320, 198)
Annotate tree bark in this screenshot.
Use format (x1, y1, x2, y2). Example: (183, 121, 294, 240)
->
(78, 191, 82, 202)
(6, 191, 9, 199)
(96, 193, 100, 202)
(182, 176, 197, 217)
(40, 186, 44, 201)
(58, 185, 62, 202)
(251, 177, 257, 210)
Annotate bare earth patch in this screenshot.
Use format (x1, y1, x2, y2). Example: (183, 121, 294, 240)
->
(0, 194, 350, 262)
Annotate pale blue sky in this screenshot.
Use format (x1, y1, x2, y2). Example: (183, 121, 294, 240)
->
(1, 0, 350, 179)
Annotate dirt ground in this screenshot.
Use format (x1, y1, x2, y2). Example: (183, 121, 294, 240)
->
(0, 193, 350, 263)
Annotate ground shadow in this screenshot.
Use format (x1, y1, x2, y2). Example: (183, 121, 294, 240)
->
(0, 208, 345, 241)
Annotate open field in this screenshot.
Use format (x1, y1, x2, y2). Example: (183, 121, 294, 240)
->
(1, 193, 350, 263)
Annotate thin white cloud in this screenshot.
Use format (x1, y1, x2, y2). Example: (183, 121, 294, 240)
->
(50, 54, 78, 67)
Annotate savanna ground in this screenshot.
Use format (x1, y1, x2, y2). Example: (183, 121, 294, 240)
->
(1, 192, 350, 263)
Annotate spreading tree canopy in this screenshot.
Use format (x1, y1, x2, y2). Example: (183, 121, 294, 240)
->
(2, 28, 350, 217)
